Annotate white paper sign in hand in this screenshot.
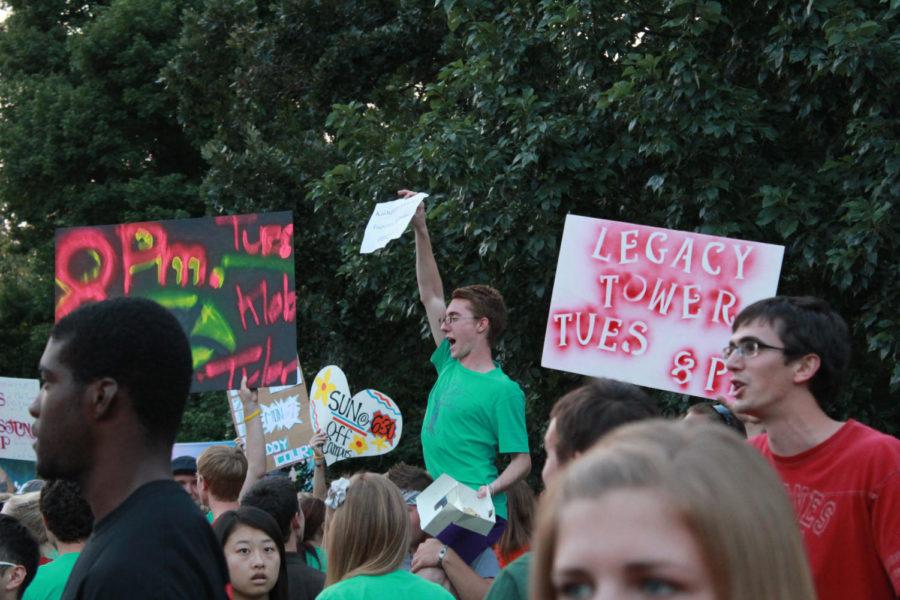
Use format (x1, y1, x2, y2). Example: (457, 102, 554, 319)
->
(360, 192, 429, 254)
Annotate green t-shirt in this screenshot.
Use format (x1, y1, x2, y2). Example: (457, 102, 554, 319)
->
(23, 551, 80, 600)
(484, 551, 531, 600)
(304, 545, 327, 572)
(317, 569, 454, 600)
(421, 339, 529, 520)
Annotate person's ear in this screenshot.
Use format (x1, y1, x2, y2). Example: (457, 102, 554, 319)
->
(793, 354, 821, 385)
(88, 377, 119, 419)
(2, 564, 27, 594)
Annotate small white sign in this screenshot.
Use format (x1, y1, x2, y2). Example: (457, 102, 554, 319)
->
(0, 377, 38, 462)
(360, 193, 429, 254)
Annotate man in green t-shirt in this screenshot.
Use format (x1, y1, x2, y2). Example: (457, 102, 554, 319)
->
(405, 191, 531, 569)
(23, 480, 93, 600)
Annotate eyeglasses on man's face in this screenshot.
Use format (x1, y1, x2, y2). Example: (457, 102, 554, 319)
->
(440, 315, 480, 326)
(722, 338, 786, 360)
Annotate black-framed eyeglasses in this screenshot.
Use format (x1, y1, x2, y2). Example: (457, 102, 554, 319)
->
(440, 315, 480, 326)
(722, 339, 787, 360)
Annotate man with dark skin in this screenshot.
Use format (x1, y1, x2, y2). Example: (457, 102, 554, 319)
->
(29, 297, 228, 599)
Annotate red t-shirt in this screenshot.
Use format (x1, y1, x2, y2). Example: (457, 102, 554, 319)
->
(751, 420, 900, 600)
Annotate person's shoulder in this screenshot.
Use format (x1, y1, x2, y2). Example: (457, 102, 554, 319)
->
(485, 552, 531, 600)
(506, 551, 532, 572)
(841, 420, 900, 466)
(140, 481, 218, 531)
(324, 571, 452, 598)
(390, 569, 455, 598)
(74, 572, 229, 600)
(483, 365, 524, 396)
(498, 552, 531, 581)
(117, 480, 202, 522)
(285, 553, 325, 594)
(79, 482, 227, 588)
(22, 565, 60, 600)
(845, 420, 900, 448)
(72, 545, 228, 600)
(315, 577, 353, 600)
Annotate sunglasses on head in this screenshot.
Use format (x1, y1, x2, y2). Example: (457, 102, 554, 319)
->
(711, 403, 738, 428)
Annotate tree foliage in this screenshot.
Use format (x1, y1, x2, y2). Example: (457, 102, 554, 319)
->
(308, 0, 900, 439)
(0, 0, 216, 438)
(0, 0, 896, 463)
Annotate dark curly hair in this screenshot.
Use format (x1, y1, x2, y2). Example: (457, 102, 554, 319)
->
(52, 297, 193, 447)
(39, 480, 93, 543)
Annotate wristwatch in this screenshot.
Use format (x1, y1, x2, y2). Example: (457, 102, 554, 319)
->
(437, 544, 448, 567)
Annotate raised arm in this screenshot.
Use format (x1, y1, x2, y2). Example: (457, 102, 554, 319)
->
(238, 375, 266, 500)
(309, 429, 328, 500)
(401, 189, 446, 346)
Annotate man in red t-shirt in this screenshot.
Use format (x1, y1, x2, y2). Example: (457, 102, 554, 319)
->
(724, 296, 900, 600)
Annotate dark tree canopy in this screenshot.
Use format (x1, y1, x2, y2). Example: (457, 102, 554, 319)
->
(0, 0, 896, 464)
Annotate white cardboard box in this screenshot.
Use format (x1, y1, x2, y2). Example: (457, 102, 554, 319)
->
(416, 473, 496, 536)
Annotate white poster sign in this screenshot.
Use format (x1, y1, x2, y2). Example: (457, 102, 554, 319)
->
(542, 215, 784, 399)
(308, 366, 402, 466)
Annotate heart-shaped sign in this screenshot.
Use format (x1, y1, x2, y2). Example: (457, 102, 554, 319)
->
(308, 365, 403, 466)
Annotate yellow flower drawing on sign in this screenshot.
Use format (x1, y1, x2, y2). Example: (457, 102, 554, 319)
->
(312, 369, 335, 406)
(350, 434, 369, 455)
(372, 436, 389, 451)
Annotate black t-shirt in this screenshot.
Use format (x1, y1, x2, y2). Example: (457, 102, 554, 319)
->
(284, 552, 325, 600)
(61, 479, 229, 600)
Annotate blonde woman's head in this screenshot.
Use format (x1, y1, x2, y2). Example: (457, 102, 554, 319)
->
(323, 473, 409, 586)
(531, 420, 815, 600)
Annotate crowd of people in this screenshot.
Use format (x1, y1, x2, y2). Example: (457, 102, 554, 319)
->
(0, 199, 898, 600)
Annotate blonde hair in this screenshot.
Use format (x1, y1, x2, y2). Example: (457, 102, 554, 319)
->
(2, 492, 49, 547)
(197, 445, 247, 501)
(531, 420, 815, 600)
(323, 473, 408, 586)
